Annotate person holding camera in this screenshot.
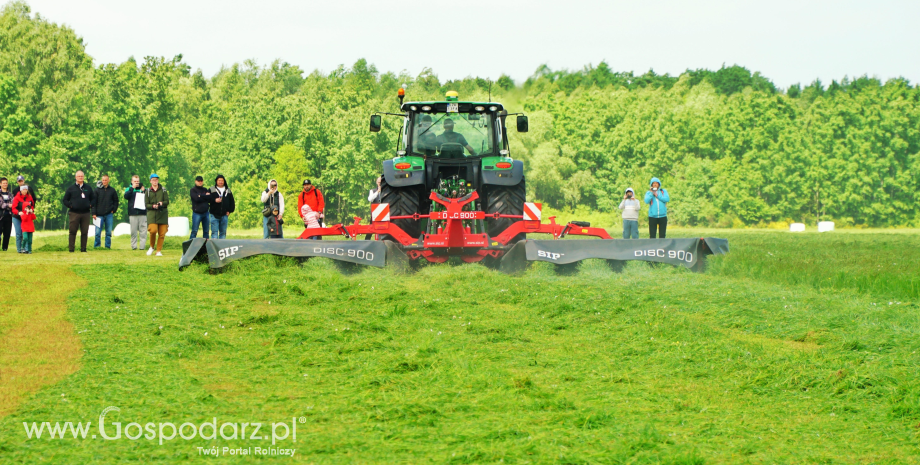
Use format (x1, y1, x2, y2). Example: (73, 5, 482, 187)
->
(0, 178, 13, 251)
(260, 179, 285, 238)
(618, 187, 641, 239)
(644, 177, 670, 239)
(145, 173, 170, 256)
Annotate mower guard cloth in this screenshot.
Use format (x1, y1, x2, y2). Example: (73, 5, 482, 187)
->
(179, 239, 387, 269)
(524, 238, 728, 267)
(179, 238, 208, 269)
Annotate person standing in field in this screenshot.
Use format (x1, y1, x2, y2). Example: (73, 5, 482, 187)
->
(11, 175, 30, 252)
(208, 175, 235, 239)
(297, 179, 324, 222)
(17, 189, 36, 254)
(267, 207, 282, 239)
(367, 176, 382, 203)
(62, 170, 95, 253)
(145, 174, 169, 256)
(619, 187, 641, 239)
(189, 176, 211, 239)
(261, 179, 285, 239)
(300, 203, 321, 229)
(0, 178, 13, 251)
(123, 175, 147, 250)
(362, 176, 383, 241)
(93, 174, 119, 249)
(12, 184, 36, 252)
(298, 179, 325, 240)
(644, 177, 670, 239)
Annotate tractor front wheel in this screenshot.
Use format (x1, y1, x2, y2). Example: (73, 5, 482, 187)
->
(483, 179, 526, 244)
(379, 177, 425, 242)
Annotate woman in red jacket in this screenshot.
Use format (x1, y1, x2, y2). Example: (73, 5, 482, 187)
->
(12, 184, 35, 230)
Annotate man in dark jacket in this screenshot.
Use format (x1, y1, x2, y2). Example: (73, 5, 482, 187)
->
(123, 175, 147, 250)
(189, 176, 211, 239)
(62, 170, 95, 252)
(208, 175, 235, 239)
(93, 174, 119, 249)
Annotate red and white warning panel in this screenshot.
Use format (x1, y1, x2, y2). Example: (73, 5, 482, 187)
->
(523, 202, 542, 221)
(371, 203, 390, 222)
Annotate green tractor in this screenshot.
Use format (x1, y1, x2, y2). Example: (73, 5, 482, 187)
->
(369, 90, 530, 244)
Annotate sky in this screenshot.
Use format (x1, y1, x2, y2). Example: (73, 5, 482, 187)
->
(22, 0, 920, 89)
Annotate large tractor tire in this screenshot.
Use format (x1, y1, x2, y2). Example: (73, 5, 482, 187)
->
(379, 177, 425, 242)
(483, 179, 526, 244)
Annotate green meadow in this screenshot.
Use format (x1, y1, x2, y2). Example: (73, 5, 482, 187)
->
(0, 229, 918, 463)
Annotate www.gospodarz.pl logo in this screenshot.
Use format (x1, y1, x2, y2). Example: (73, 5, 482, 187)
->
(23, 406, 303, 455)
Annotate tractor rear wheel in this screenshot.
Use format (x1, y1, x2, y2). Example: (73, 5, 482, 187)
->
(483, 179, 526, 244)
(379, 177, 425, 242)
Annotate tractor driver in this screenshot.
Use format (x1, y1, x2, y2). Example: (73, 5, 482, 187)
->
(436, 118, 475, 156)
(415, 114, 438, 156)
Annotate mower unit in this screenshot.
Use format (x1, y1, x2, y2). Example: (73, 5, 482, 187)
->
(179, 90, 729, 272)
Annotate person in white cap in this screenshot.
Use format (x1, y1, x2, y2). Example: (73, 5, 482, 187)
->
(618, 187, 641, 239)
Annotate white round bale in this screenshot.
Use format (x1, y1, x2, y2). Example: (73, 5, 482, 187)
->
(166, 217, 190, 237)
(113, 222, 131, 237)
(818, 221, 835, 232)
(789, 223, 806, 232)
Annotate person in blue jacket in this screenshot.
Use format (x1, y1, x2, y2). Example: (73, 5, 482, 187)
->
(644, 177, 670, 238)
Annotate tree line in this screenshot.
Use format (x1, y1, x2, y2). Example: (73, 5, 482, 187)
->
(1, 2, 918, 229)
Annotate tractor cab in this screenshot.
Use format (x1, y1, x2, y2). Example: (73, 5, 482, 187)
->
(370, 90, 528, 192)
(404, 92, 503, 159)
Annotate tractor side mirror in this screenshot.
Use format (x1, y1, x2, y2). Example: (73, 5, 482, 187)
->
(516, 115, 529, 133)
(369, 115, 382, 132)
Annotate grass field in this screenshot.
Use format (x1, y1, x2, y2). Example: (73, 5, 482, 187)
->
(0, 228, 918, 463)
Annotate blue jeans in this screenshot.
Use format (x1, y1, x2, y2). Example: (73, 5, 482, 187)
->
(209, 213, 228, 239)
(622, 219, 639, 239)
(94, 213, 114, 248)
(262, 215, 283, 239)
(12, 216, 22, 252)
(190, 212, 210, 239)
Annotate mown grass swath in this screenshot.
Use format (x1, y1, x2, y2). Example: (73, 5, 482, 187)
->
(0, 230, 918, 463)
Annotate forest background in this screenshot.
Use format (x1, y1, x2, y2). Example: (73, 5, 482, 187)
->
(1, 2, 918, 230)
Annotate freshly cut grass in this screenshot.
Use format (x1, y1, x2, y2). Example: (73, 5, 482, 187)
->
(0, 231, 917, 463)
(0, 266, 84, 416)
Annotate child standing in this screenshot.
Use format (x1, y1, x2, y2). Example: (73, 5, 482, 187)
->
(618, 187, 641, 239)
(267, 208, 283, 239)
(19, 189, 36, 254)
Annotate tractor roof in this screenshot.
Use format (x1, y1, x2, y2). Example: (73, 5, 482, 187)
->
(400, 101, 505, 112)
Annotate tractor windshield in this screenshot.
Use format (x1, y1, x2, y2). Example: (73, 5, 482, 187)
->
(412, 112, 495, 158)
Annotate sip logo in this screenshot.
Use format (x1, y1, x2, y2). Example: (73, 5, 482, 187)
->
(537, 250, 564, 261)
(218, 246, 241, 260)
